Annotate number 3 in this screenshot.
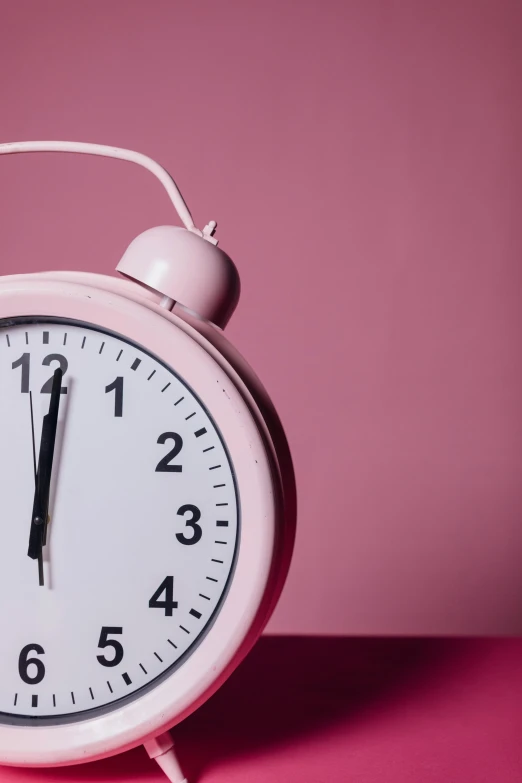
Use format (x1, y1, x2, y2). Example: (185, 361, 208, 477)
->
(176, 504, 202, 545)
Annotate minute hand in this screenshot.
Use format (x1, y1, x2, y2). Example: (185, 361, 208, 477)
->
(28, 368, 63, 561)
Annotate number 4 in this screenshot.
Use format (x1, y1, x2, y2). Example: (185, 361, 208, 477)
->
(149, 576, 178, 616)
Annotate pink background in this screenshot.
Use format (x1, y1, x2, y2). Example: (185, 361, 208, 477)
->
(1, 0, 522, 636)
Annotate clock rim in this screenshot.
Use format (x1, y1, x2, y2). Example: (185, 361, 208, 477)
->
(0, 278, 285, 767)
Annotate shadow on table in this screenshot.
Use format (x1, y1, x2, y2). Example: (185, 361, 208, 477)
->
(20, 636, 469, 782)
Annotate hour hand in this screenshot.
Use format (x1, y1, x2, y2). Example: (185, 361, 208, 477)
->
(27, 368, 63, 572)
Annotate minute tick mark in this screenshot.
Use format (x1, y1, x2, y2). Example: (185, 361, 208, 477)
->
(212, 557, 224, 563)
(107, 681, 113, 694)
(206, 576, 218, 582)
(161, 382, 171, 392)
(180, 625, 190, 634)
(209, 464, 221, 470)
(13, 693, 17, 706)
(167, 638, 178, 649)
(213, 483, 225, 488)
(203, 446, 215, 453)
(174, 396, 184, 406)
(139, 663, 148, 674)
(147, 370, 156, 380)
(154, 652, 163, 662)
(199, 593, 211, 600)
(5, 334, 10, 347)
(216, 502, 228, 507)
(116, 349, 123, 361)
(81, 336, 86, 348)
(99, 342, 105, 354)
(63, 333, 67, 345)
(71, 692, 75, 705)
(89, 687, 94, 700)
(185, 412, 196, 420)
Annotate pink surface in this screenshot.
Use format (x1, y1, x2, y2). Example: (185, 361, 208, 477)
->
(1, 1, 522, 635)
(1, 637, 522, 782)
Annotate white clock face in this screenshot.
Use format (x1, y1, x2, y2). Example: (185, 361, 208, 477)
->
(0, 318, 239, 723)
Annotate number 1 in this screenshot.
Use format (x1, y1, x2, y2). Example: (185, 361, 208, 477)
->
(12, 353, 30, 393)
(105, 377, 123, 417)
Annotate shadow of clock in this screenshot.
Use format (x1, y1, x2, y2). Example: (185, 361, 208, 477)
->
(15, 635, 471, 783)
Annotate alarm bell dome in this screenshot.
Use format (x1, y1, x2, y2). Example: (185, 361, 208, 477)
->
(116, 225, 240, 328)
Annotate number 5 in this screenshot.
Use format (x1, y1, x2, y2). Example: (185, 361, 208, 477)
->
(96, 626, 124, 667)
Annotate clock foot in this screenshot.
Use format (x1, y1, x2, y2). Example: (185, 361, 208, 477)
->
(143, 732, 188, 783)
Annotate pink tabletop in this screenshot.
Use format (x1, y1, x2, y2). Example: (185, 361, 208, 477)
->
(1, 637, 521, 783)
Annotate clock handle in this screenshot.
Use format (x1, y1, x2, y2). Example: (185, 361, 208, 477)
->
(0, 140, 217, 242)
(0, 139, 238, 326)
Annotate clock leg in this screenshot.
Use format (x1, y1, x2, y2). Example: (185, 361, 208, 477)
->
(143, 732, 188, 783)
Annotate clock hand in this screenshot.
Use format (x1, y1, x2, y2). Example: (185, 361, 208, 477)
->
(27, 368, 63, 585)
(28, 389, 44, 585)
(29, 390, 37, 481)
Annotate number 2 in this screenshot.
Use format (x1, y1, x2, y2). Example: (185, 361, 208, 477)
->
(41, 354, 68, 393)
(156, 432, 183, 472)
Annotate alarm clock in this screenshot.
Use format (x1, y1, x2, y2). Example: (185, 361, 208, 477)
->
(0, 141, 296, 783)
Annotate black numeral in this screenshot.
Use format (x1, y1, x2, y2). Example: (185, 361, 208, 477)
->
(156, 432, 183, 472)
(18, 643, 45, 684)
(41, 354, 68, 393)
(96, 626, 124, 667)
(12, 353, 30, 393)
(176, 504, 202, 545)
(149, 576, 178, 616)
(105, 377, 123, 417)
(12, 353, 68, 393)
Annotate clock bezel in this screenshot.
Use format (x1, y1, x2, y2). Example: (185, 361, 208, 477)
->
(0, 278, 283, 767)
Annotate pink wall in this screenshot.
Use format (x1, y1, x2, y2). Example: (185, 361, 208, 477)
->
(1, 0, 522, 635)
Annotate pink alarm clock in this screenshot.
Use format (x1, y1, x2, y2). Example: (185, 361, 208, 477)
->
(0, 142, 296, 783)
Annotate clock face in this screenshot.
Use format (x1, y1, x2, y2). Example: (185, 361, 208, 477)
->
(0, 318, 239, 724)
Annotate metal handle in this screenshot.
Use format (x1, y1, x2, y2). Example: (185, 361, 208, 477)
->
(0, 140, 215, 239)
